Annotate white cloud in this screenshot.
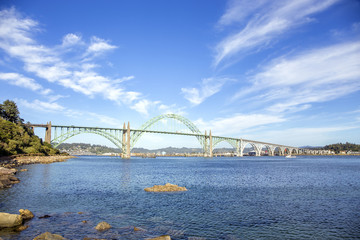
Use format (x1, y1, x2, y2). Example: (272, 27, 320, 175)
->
(233, 41, 360, 113)
(181, 77, 232, 105)
(194, 113, 286, 136)
(215, 0, 339, 66)
(247, 125, 359, 147)
(86, 36, 117, 55)
(130, 99, 161, 116)
(0, 72, 51, 95)
(0, 8, 169, 115)
(62, 33, 82, 46)
(17, 99, 65, 112)
(17, 98, 123, 127)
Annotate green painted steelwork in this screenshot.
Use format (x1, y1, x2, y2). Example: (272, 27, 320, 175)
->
(52, 127, 122, 149)
(131, 113, 204, 149)
(29, 113, 300, 157)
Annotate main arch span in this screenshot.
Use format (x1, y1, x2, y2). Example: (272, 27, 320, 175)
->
(28, 114, 300, 158)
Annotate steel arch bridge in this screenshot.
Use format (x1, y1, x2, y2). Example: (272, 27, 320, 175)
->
(29, 114, 300, 158)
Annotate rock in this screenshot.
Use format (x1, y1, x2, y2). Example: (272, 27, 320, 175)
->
(0, 212, 23, 228)
(146, 235, 171, 240)
(33, 232, 64, 240)
(83, 238, 106, 240)
(20, 169, 28, 172)
(94, 221, 111, 231)
(144, 183, 187, 192)
(82, 220, 87, 223)
(19, 209, 34, 220)
(39, 215, 51, 219)
(0, 167, 20, 188)
(16, 225, 29, 231)
(77, 212, 83, 214)
(134, 226, 146, 231)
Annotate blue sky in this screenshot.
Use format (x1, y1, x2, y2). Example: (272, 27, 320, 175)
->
(0, 0, 359, 149)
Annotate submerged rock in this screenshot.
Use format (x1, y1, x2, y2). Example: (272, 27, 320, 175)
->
(0, 212, 23, 228)
(144, 183, 187, 192)
(95, 221, 111, 231)
(19, 209, 34, 220)
(15, 225, 29, 232)
(146, 235, 172, 240)
(134, 226, 146, 232)
(33, 232, 64, 240)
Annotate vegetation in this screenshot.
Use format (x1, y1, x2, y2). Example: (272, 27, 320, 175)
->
(0, 100, 23, 124)
(323, 142, 360, 154)
(0, 100, 60, 156)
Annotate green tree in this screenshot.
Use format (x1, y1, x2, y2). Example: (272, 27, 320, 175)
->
(0, 100, 22, 123)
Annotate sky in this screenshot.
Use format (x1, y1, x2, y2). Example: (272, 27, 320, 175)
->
(0, 0, 359, 149)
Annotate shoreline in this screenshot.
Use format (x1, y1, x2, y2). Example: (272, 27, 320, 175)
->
(0, 155, 75, 189)
(0, 155, 76, 169)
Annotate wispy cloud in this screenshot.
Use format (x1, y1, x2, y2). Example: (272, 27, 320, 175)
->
(16, 98, 123, 126)
(181, 77, 232, 105)
(232, 41, 360, 113)
(246, 125, 360, 146)
(0, 7, 165, 116)
(214, 0, 339, 66)
(16, 98, 65, 112)
(0, 72, 51, 95)
(194, 113, 286, 136)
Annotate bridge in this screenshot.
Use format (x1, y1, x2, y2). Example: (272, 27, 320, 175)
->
(29, 113, 305, 158)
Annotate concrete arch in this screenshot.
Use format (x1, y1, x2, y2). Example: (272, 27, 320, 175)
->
(273, 146, 283, 156)
(52, 129, 122, 149)
(242, 142, 261, 156)
(259, 144, 274, 156)
(131, 114, 203, 149)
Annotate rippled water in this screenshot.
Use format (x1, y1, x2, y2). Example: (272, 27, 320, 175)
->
(0, 155, 359, 239)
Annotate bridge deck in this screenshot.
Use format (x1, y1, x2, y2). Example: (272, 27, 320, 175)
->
(28, 124, 298, 149)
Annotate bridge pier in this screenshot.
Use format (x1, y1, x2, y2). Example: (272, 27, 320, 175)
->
(122, 122, 131, 159)
(45, 121, 52, 144)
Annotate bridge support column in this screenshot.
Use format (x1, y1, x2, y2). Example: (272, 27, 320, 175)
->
(126, 122, 131, 159)
(203, 130, 208, 157)
(254, 144, 262, 156)
(122, 123, 127, 158)
(209, 130, 213, 158)
(238, 139, 243, 157)
(45, 121, 52, 144)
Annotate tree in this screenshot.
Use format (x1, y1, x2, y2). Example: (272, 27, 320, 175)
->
(0, 100, 22, 123)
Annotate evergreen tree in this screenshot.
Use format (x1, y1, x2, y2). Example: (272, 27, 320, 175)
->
(0, 100, 22, 123)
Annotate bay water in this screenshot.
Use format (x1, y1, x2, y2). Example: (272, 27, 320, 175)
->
(0, 155, 359, 239)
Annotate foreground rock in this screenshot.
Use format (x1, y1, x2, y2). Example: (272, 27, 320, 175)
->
(0, 212, 23, 228)
(95, 221, 111, 231)
(0, 167, 19, 189)
(33, 232, 64, 240)
(0, 155, 75, 169)
(144, 183, 187, 192)
(15, 155, 74, 165)
(146, 235, 171, 240)
(19, 209, 34, 220)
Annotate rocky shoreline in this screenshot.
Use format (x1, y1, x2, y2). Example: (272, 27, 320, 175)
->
(0, 155, 75, 189)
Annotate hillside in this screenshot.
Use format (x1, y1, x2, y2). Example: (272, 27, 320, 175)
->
(0, 119, 60, 156)
(0, 100, 60, 156)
